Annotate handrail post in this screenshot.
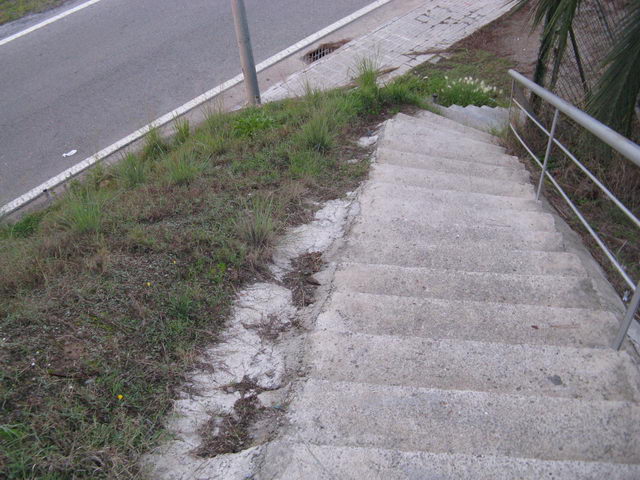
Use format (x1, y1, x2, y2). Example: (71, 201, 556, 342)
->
(508, 78, 515, 123)
(537, 108, 560, 200)
(613, 286, 640, 350)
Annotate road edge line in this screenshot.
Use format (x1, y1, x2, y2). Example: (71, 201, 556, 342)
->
(0, 0, 391, 218)
(0, 0, 105, 47)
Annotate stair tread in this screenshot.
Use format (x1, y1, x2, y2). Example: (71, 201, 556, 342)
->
(371, 163, 534, 198)
(341, 237, 585, 276)
(385, 116, 504, 152)
(377, 147, 529, 181)
(318, 291, 620, 348)
(334, 262, 606, 309)
(265, 444, 640, 480)
(349, 217, 565, 251)
(412, 109, 499, 142)
(307, 330, 640, 401)
(287, 379, 640, 463)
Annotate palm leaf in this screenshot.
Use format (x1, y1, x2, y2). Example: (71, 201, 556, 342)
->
(588, 0, 640, 136)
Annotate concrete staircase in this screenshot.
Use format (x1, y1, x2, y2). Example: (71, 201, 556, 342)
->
(436, 104, 510, 132)
(259, 110, 640, 479)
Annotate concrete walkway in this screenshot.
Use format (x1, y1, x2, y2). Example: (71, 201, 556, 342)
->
(262, 0, 514, 101)
(257, 110, 640, 478)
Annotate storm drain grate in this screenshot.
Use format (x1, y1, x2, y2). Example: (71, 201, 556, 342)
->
(303, 40, 350, 63)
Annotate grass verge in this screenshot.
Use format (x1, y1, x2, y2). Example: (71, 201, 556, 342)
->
(410, 48, 514, 107)
(0, 64, 427, 479)
(0, 0, 68, 25)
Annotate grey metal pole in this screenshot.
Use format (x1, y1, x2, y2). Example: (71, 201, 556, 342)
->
(231, 0, 261, 105)
(613, 286, 640, 350)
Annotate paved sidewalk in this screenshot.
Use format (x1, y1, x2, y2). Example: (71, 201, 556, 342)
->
(263, 0, 514, 101)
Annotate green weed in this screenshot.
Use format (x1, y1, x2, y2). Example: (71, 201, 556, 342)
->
(0, 211, 44, 239)
(162, 150, 207, 186)
(57, 189, 106, 234)
(142, 127, 169, 160)
(173, 118, 191, 145)
(235, 195, 279, 251)
(116, 153, 147, 188)
(296, 114, 334, 154)
(233, 109, 275, 138)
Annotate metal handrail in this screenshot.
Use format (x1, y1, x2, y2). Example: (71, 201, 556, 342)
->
(507, 69, 640, 351)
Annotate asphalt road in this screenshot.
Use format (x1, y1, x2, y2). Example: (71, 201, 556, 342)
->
(0, 0, 375, 205)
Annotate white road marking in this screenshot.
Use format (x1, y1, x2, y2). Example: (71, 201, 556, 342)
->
(0, 0, 105, 47)
(1, 0, 391, 217)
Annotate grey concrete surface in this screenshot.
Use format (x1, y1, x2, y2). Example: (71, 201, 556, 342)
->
(266, 444, 640, 479)
(316, 291, 621, 348)
(258, 79, 639, 480)
(289, 379, 640, 462)
(341, 239, 586, 275)
(350, 215, 566, 249)
(0, 0, 375, 204)
(376, 147, 530, 181)
(308, 330, 640, 401)
(334, 262, 605, 308)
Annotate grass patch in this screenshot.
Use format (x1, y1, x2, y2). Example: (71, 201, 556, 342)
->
(410, 48, 514, 107)
(0, 68, 433, 478)
(0, 0, 67, 25)
(116, 153, 147, 189)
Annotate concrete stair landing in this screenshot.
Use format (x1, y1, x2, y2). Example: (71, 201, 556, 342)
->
(259, 110, 640, 479)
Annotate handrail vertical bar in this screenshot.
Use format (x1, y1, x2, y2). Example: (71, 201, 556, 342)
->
(537, 108, 560, 201)
(613, 286, 640, 350)
(508, 78, 515, 122)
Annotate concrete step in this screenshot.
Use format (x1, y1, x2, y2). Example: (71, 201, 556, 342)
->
(370, 163, 534, 198)
(267, 444, 640, 480)
(395, 111, 499, 145)
(333, 263, 604, 309)
(341, 238, 586, 276)
(359, 184, 555, 232)
(307, 330, 640, 401)
(288, 379, 640, 463)
(377, 147, 529, 182)
(364, 182, 542, 212)
(348, 217, 566, 251)
(385, 114, 502, 150)
(412, 110, 499, 143)
(379, 133, 517, 168)
(440, 105, 509, 132)
(317, 291, 620, 348)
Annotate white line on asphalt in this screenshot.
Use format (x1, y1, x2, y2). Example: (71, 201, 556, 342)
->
(0, 0, 392, 217)
(0, 0, 104, 47)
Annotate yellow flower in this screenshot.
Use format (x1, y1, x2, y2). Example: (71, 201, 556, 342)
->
(146, 282, 151, 287)
(172, 260, 177, 264)
(117, 394, 124, 400)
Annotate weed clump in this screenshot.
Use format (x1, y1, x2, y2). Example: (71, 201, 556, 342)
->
(116, 153, 147, 188)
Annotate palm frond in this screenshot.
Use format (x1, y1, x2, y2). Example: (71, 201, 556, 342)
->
(588, 0, 640, 136)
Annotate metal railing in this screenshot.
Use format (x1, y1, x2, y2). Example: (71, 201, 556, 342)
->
(507, 69, 640, 350)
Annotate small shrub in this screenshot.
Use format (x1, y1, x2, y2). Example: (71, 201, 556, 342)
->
(142, 127, 169, 160)
(233, 109, 274, 137)
(116, 153, 147, 188)
(174, 118, 191, 145)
